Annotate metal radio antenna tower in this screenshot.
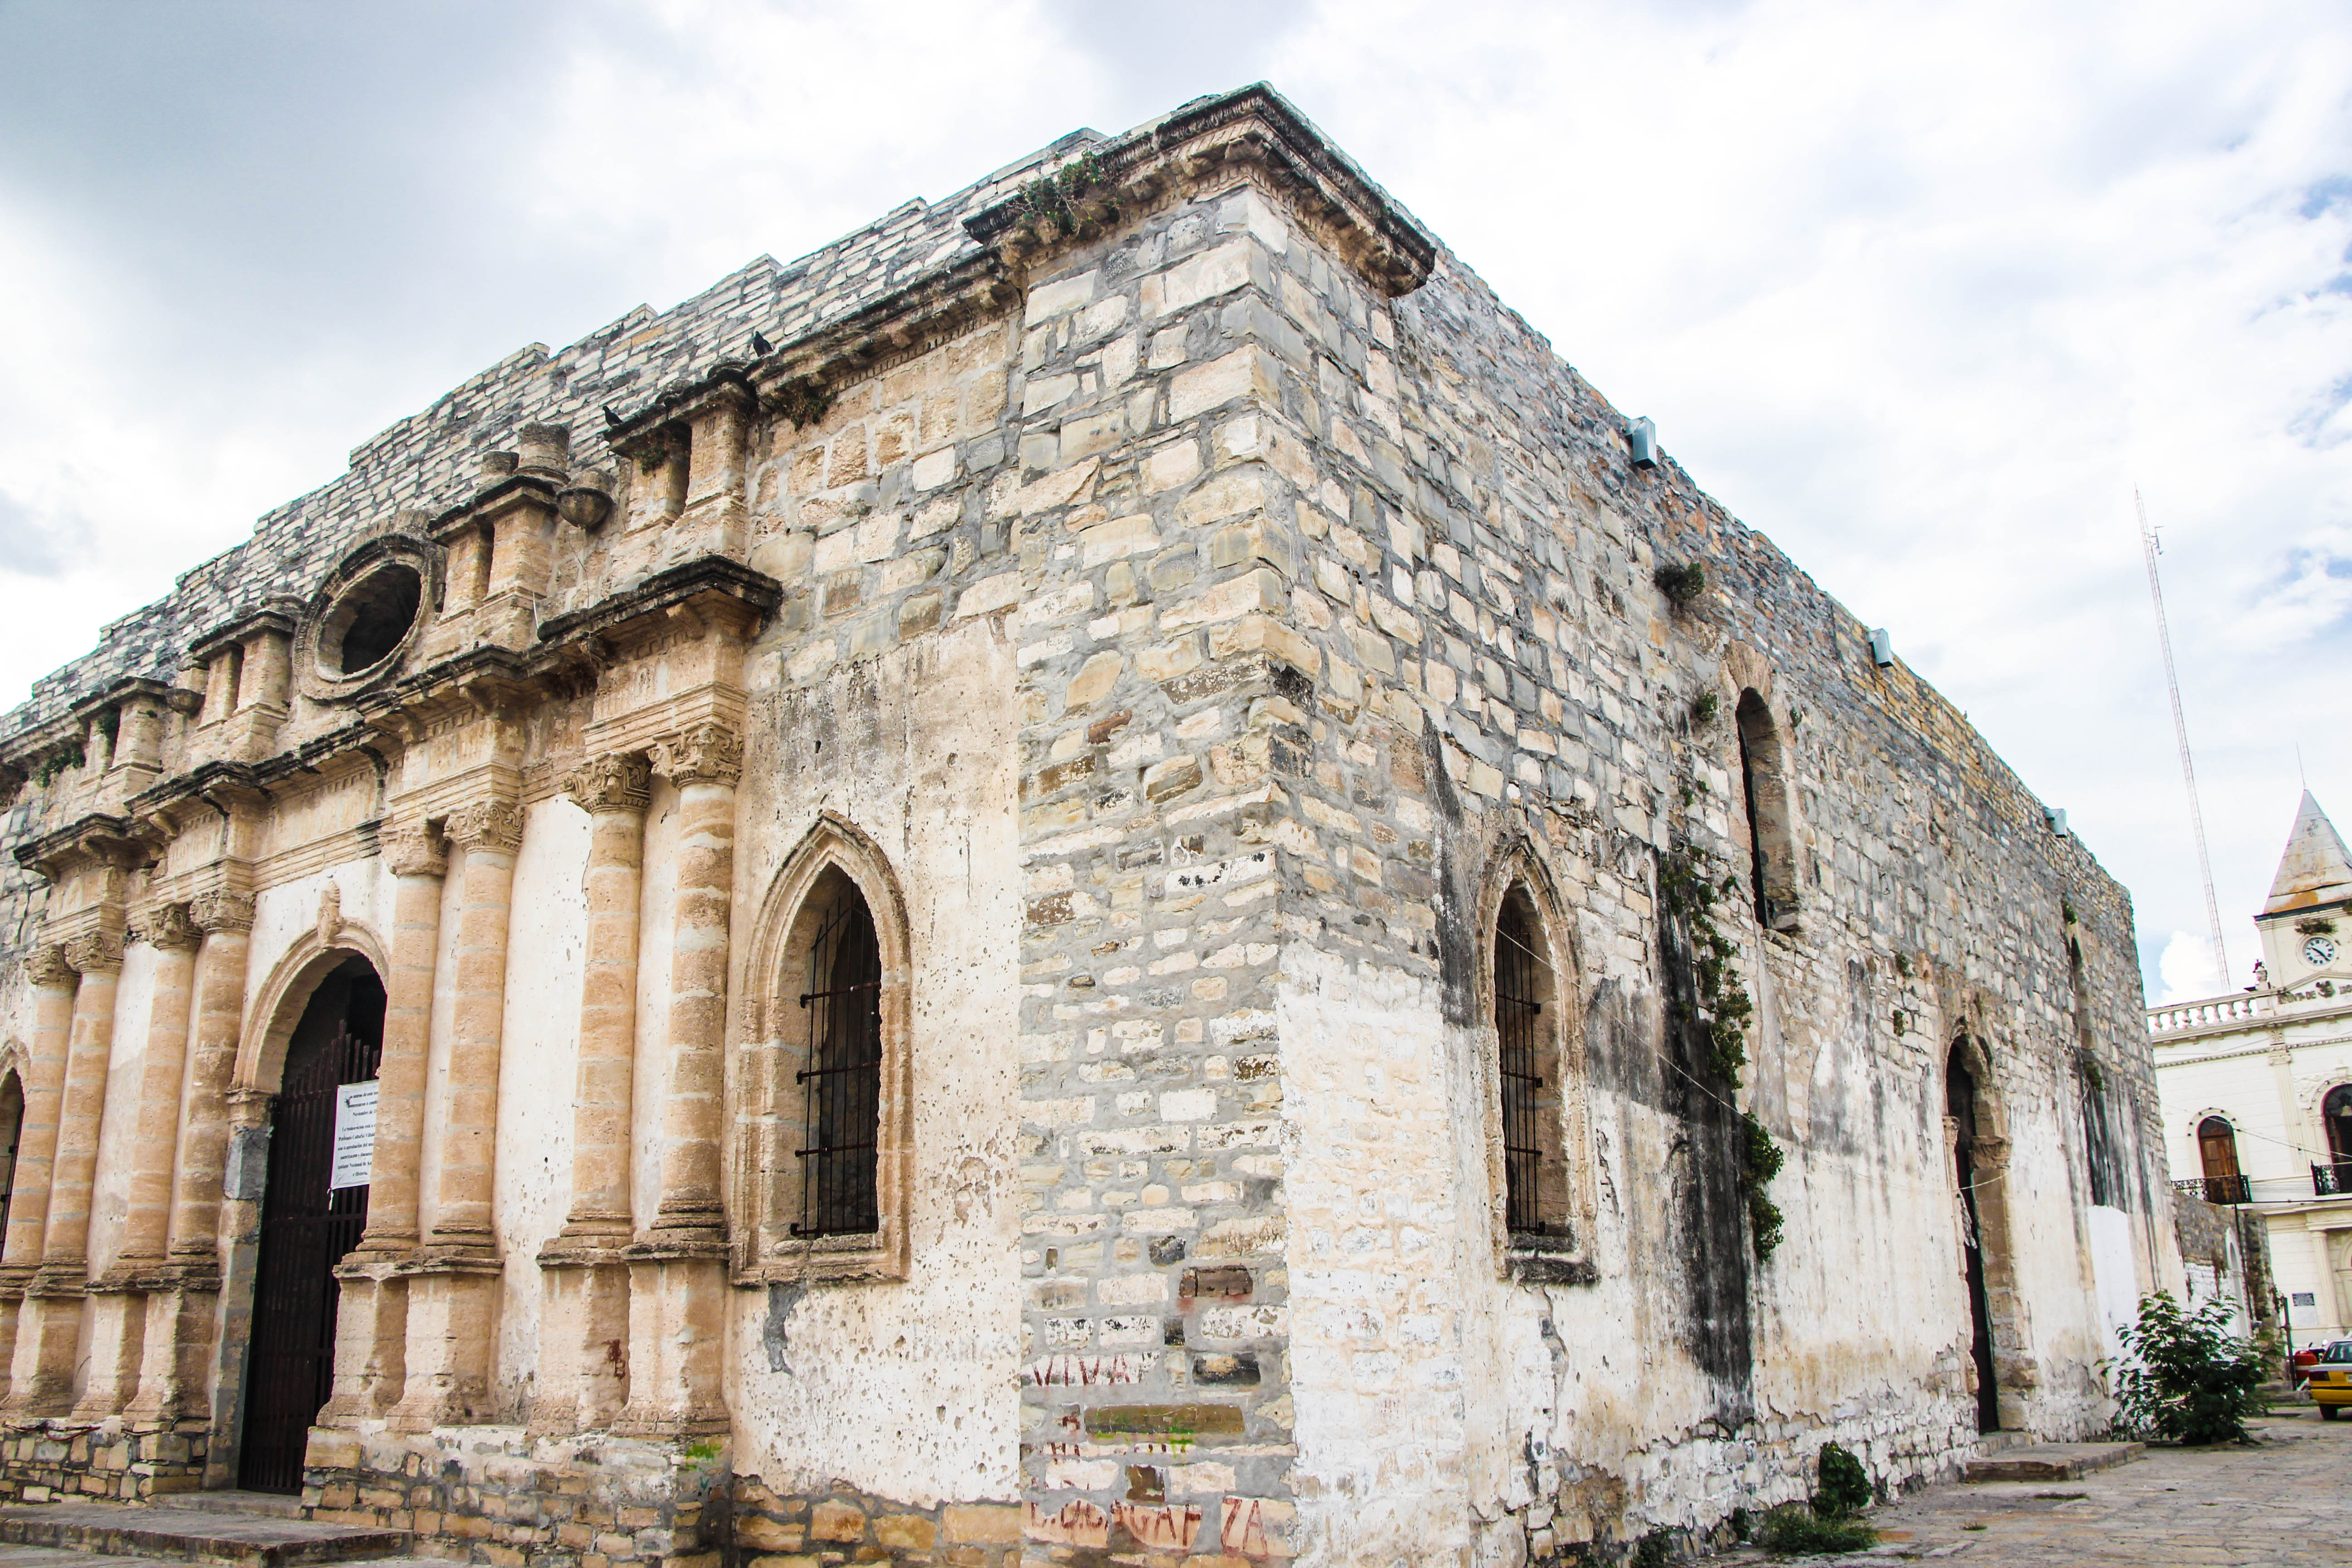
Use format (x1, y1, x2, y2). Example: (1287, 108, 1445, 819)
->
(2138, 488, 2230, 989)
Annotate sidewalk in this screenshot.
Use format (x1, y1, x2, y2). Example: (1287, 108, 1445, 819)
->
(1719, 1411, 2352, 1565)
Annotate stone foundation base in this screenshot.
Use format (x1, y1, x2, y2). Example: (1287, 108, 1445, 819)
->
(0, 1418, 209, 1502)
(731, 1478, 1021, 1568)
(303, 1426, 729, 1567)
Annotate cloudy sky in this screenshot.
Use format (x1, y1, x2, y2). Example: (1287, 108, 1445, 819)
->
(1, 0, 2347, 999)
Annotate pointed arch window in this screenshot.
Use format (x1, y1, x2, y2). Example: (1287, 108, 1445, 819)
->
(1735, 691, 1798, 930)
(737, 822, 913, 1285)
(0, 1073, 20, 1255)
(1489, 878, 1592, 1283)
(795, 883, 883, 1239)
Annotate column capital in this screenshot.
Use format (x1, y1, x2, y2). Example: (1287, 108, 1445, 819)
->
(25, 945, 78, 990)
(561, 752, 652, 815)
(650, 721, 742, 789)
(61, 931, 123, 975)
(446, 798, 526, 853)
(382, 818, 449, 879)
(133, 901, 204, 953)
(190, 889, 256, 935)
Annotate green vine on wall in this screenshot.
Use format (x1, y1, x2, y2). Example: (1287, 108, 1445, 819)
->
(1660, 841, 1785, 1259)
(32, 744, 84, 789)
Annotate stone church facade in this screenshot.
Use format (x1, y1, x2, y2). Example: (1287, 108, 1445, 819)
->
(0, 87, 2180, 1565)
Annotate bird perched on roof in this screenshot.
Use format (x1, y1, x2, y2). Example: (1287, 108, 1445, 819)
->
(602, 403, 626, 429)
(751, 330, 775, 357)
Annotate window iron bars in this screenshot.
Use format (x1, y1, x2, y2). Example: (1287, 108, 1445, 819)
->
(1497, 901, 1547, 1236)
(792, 889, 883, 1239)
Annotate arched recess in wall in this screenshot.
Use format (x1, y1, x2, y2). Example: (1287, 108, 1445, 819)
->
(2322, 1085, 2352, 1176)
(1734, 691, 1799, 930)
(735, 812, 914, 1285)
(1477, 840, 1596, 1285)
(0, 1067, 23, 1252)
(1945, 1034, 2020, 1433)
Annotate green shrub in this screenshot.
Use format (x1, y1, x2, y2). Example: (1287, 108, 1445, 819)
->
(1653, 561, 1707, 605)
(1754, 1506, 1877, 1556)
(1810, 1443, 1872, 1519)
(2109, 1291, 2270, 1445)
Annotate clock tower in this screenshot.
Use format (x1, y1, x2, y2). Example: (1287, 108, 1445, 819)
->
(2256, 790, 2352, 988)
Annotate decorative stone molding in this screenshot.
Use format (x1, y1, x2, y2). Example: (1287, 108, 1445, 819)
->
(60, 931, 123, 975)
(444, 799, 526, 853)
(139, 902, 204, 953)
(190, 889, 256, 934)
(560, 752, 652, 814)
(382, 818, 448, 879)
(295, 536, 441, 705)
(314, 883, 345, 949)
(24, 946, 77, 990)
(650, 722, 742, 789)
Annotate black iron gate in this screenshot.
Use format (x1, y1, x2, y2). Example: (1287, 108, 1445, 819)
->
(240, 1022, 377, 1493)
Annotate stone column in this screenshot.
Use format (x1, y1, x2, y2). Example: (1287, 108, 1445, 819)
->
(8, 932, 122, 1416)
(134, 892, 253, 1422)
(79, 905, 202, 1421)
(390, 798, 521, 1430)
(0, 948, 79, 1406)
(323, 822, 444, 1423)
(617, 722, 739, 1435)
(533, 754, 648, 1434)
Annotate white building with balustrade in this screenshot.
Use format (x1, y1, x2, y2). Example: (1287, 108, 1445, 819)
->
(2151, 790, 2352, 1346)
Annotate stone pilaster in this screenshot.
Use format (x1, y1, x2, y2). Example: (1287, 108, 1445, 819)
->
(75, 904, 202, 1421)
(9, 932, 123, 1416)
(616, 723, 738, 1436)
(0, 948, 78, 1407)
(389, 798, 520, 1430)
(137, 892, 252, 1424)
(323, 822, 442, 1424)
(534, 753, 649, 1434)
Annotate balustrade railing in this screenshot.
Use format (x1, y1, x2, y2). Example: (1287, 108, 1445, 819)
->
(2146, 991, 2278, 1036)
(2313, 1162, 2352, 1198)
(2171, 1175, 2253, 1205)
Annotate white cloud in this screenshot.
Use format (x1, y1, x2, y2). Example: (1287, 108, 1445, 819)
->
(2157, 927, 2232, 1004)
(0, 0, 2346, 1001)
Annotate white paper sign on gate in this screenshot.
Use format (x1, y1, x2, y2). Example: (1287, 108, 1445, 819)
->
(330, 1080, 379, 1190)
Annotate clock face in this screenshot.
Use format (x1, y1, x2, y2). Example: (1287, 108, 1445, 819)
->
(2308, 935, 2341, 967)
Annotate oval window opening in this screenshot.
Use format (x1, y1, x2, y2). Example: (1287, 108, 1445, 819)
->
(323, 566, 421, 676)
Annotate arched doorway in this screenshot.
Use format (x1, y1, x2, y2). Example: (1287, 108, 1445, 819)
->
(2325, 1086, 2352, 1178)
(1949, 1044, 2000, 1433)
(240, 956, 382, 1493)
(2197, 1117, 2245, 1204)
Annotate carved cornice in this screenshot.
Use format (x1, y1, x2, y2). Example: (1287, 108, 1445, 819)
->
(534, 557, 782, 662)
(650, 722, 743, 789)
(381, 818, 448, 879)
(964, 83, 1436, 298)
(445, 798, 525, 854)
(188, 599, 303, 665)
(61, 931, 124, 975)
(561, 753, 652, 815)
(190, 890, 256, 935)
(12, 813, 147, 883)
(24, 946, 77, 990)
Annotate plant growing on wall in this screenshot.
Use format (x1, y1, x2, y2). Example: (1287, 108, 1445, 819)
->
(771, 377, 834, 431)
(1007, 149, 1117, 237)
(1659, 842, 1783, 1259)
(1653, 561, 1707, 605)
(2108, 1291, 2271, 1445)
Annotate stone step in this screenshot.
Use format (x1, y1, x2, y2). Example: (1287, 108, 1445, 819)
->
(1960, 1441, 2146, 1483)
(0, 1505, 408, 1568)
(129, 1499, 304, 1524)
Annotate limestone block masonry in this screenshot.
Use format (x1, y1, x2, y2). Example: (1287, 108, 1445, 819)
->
(0, 85, 2180, 1568)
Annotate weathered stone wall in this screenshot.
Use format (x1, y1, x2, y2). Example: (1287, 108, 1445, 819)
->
(0, 83, 2180, 1568)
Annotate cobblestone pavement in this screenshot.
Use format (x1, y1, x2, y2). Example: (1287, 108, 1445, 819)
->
(1723, 1411, 2352, 1565)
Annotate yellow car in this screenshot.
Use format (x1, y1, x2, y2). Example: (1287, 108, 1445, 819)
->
(2308, 1341, 2352, 1419)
